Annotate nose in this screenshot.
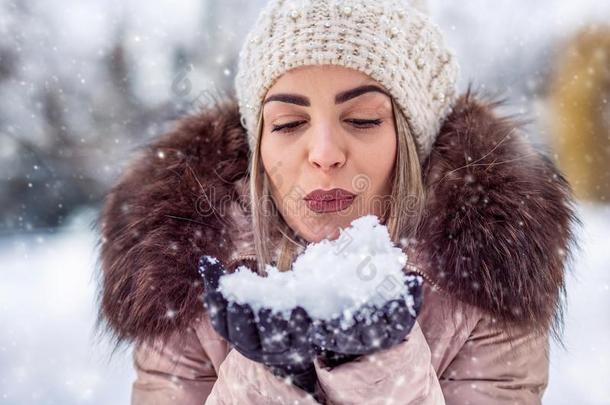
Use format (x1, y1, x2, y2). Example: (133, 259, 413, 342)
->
(307, 123, 346, 172)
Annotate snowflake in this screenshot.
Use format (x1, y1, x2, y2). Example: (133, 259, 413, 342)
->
(206, 303, 220, 317)
(288, 352, 305, 364)
(269, 331, 287, 343)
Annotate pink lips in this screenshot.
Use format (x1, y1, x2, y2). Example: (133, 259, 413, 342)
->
(304, 188, 356, 214)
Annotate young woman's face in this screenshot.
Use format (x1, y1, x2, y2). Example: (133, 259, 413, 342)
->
(260, 65, 397, 242)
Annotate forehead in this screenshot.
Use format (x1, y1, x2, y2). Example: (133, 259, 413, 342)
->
(268, 64, 380, 92)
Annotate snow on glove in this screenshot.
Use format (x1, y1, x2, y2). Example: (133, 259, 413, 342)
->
(310, 272, 423, 365)
(198, 255, 318, 393)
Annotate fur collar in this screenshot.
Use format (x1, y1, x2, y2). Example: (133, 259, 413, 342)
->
(95, 91, 578, 347)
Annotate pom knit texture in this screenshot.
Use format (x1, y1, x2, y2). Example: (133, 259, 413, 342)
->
(235, 0, 460, 160)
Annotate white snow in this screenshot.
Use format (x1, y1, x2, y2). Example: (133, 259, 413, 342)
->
(0, 209, 134, 404)
(215, 215, 417, 326)
(544, 203, 610, 405)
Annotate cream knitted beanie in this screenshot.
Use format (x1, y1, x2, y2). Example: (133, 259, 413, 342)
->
(234, 0, 459, 161)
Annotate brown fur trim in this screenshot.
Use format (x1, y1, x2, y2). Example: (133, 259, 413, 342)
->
(413, 89, 580, 337)
(94, 99, 252, 348)
(95, 92, 579, 346)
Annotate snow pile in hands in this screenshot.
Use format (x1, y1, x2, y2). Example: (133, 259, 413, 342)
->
(215, 215, 419, 325)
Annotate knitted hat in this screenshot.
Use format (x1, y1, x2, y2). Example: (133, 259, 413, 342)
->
(234, 0, 459, 161)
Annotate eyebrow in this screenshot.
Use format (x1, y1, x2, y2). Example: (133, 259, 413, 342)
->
(263, 84, 390, 106)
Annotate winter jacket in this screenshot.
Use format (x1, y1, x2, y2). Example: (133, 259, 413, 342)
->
(96, 91, 578, 404)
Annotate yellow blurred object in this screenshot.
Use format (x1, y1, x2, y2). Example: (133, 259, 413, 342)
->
(548, 24, 610, 202)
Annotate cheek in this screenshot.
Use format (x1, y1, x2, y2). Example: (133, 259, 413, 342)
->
(355, 130, 397, 191)
(261, 136, 299, 198)
(261, 141, 282, 190)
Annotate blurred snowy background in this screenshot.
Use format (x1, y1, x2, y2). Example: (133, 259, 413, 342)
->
(1, 0, 609, 403)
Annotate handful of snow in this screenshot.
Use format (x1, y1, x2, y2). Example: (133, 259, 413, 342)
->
(217, 215, 419, 325)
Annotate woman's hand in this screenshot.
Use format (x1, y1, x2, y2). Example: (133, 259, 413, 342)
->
(310, 273, 423, 367)
(198, 255, 317, 393)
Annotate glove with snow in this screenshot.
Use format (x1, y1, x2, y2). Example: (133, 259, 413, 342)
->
(198, 255, 317, 394)
(310, 273, 424, 368)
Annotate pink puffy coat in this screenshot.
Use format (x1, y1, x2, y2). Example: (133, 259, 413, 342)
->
(96, 92, 577, 404)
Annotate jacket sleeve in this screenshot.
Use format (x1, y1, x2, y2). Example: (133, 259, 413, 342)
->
(131, 311, 320, 405)
(437, 313, 550, 404)
(131, 314, 230, 405)
(314, 321, 446, 405)
(204, 349, 322, 405)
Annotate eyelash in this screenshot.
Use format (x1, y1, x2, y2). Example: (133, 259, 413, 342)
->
(271, 119, 383, 134)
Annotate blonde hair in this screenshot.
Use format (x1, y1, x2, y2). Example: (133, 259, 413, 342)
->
(248, 98, 425, 275)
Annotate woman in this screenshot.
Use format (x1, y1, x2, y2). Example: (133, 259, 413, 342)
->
(96, 0, 578, 403)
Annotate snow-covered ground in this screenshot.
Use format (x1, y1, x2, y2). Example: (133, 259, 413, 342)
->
(545, 203, 610, 405)
(0, 204, 608, 404)
(0, 210, 134, 404)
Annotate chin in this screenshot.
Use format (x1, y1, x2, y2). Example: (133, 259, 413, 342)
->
(297, 215, 352, 243)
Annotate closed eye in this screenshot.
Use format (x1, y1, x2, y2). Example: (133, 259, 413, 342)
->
(345, 118, 383, 129)
(271, 120, 307, 133)
(271, 119, 383, 134)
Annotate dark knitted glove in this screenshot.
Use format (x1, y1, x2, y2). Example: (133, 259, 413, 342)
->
(310, 273, 423, 367)
(198, 255, 317, 393)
